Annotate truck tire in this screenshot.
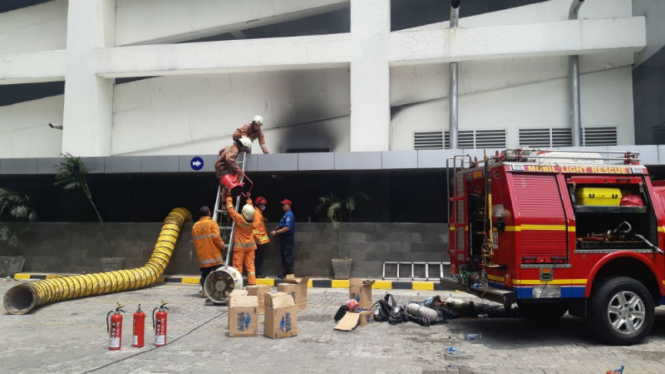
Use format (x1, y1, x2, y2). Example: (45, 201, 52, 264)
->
(517, 301, 568, 321)
(587, 276, 654, 345)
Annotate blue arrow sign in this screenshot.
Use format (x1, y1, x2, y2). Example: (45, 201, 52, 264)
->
(190, 157, 204, 171)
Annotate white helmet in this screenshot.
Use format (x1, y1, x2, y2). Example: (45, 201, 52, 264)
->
(242, 204, 255, 221)
(238, 136, 252, 151)
(252, 115, 263, 125)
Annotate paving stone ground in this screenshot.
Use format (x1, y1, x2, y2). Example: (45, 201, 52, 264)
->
(2, 278, 665, 374)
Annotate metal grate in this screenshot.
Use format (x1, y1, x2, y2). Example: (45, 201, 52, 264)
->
(476, 130, 507, 148)
(414, 131, 444, 150)
(519, 128, 572, 148)
(583, 127, 617, 146)
(442, 130, 506, 149)
(552, 128, 573, 147)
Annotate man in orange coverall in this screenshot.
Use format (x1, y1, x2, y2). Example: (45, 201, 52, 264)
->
(222, 189, 258, 285)
(215, 137, 252, 179)
(232, 115, 269, 154)
(252, 196, 270, 278)
(191, 206, 224, 298)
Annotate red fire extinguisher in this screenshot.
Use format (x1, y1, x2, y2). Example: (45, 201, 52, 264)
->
(132, 304, 145, 348)
(106, 303, 125, 351)
(152, 301, 169, 347)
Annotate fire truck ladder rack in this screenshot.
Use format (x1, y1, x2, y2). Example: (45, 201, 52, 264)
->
(212, 152, 248, 266)
(486, 148, 641, 166)
(442, 153, 515, 307)
(446, 155, 473, 223)
(382, 261, 450, 281)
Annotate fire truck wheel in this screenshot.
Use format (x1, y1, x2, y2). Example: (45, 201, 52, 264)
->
(588, 276, 654, 345)
(517, 301, 568, 321)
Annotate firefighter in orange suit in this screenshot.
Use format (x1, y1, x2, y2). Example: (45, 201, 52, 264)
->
(192, 206, 224, 298)
(253, 196, 270, 278)
(222, 190, 258, 285)
(232, 115, 269, 154)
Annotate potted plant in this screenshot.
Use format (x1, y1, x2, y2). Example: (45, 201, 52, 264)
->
(55, 153, 123, 271)
(0, 188, 37, 275)
(317, 193, 368, 279)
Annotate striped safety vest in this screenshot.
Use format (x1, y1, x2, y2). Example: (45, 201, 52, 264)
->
(252, 208, 271, 245)
(191, 216, 224, 267)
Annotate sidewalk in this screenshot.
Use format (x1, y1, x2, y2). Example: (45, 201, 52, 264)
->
(10, 272, 446, 291)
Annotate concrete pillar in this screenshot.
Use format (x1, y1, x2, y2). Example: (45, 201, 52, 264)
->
(350, 0, 390, 151)
(61, 0, 115, 156)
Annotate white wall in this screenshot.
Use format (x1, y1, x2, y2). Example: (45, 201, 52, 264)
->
(390, 51, 634, 107)
(114, 56, 635, 155)
(0, 96, 64, 158)
(0, 0, 67, 54)
(390, 67, 635, 150)
(112, 69, 351, 155)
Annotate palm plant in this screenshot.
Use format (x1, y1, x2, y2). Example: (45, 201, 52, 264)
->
(55, 153, 112, 256)
(55, 153, 104, 224)
(317, 193, 369, 259)
(0, 188, 37, 256)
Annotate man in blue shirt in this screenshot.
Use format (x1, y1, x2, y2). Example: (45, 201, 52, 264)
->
(270, 199, 295, 277)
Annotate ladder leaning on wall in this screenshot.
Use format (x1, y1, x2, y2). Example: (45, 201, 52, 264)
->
(211, 152, 248, 267)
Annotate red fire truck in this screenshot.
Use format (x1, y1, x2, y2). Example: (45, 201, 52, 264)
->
(440, 149, 665, 345)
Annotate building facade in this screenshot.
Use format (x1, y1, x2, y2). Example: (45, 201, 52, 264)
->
(0, 0, 651, 159)
(0, 0, 663, 276)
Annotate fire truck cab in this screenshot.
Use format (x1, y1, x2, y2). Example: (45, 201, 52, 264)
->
(440, 149, 665, 345)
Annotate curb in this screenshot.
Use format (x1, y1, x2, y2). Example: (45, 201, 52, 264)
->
(11, 273, 446, 291)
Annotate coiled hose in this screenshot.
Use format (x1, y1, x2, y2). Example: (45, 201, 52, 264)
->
(3, 208, 192, 315)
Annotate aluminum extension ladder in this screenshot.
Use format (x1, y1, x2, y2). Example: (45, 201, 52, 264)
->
(212, 151, 248, 266)
(382, 261, 450, 281)
(381, 155, 466, 282)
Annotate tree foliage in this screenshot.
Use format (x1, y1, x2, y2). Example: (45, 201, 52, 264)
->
(0, 188, 37, 256)
(55, 153, 113, 256)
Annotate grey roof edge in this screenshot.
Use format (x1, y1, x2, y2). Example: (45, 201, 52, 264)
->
(0, 146, 661, 175)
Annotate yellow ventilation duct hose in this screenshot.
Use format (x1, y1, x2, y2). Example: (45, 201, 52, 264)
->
(3, 208, 192, 315)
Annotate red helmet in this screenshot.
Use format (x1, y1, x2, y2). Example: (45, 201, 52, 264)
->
(255, 196, 267, 205)
(280, 199, 293, 206)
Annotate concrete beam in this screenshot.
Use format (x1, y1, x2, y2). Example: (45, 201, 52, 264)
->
(115, 0, 349, 46)
(0, 50, 66, 85)
(390, 17, 647, 65)
(350, 0, 390, 152)
(61, 0, 116, 157)
(96, 34, 351, 78)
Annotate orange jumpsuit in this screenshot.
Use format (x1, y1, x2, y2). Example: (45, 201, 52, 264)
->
(226, 197, 258, 285)
(215, 143, 240, 178)
(252, 208, 270, 245)
(233, 123, 269, 154)
(252, 207, 270, 277)
(191, 216, 224, 268)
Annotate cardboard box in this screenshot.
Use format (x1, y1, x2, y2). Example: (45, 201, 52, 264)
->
(264, 292, 298, 339)
(334, 312, 359, 331)
(228, 295, 258, 337)
(277, 276, 310, 310)
(228, 289, 248, 307)
(246, 285, 271, 314)
(349, 278, 375, 309)
(334, 310, 374, 331)
(357, 310, 374, 326)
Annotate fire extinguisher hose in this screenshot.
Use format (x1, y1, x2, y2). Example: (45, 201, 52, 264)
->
(3, 208, 192, 315)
